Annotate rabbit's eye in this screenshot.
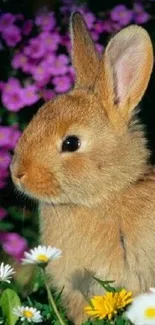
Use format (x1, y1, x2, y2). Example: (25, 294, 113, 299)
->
(62, 136, 81, 152)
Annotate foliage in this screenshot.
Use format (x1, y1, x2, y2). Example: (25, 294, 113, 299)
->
(0, 257, 134, 325)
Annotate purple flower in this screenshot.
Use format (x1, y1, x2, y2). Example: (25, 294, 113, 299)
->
(53, 75, 72, 93)
(93, 21, 105, 33)
(0, 13, 15, 32)
(11, 126, 21, 148)
(12, 53, 37, 74)
(39, 31, 60, 52)
(133, 3, 150, 24)
(23, 85, 40, 106)
(24, 37, 45, 59)
(0, 150, 11, 169)
(84, 12, 96, 29)
(91, 30, 99, 41)
(49, 54, 70, 76)
(0, 125, 21, 149)
(12, 52, 29, 70)
(2, 79, 25, 112)
(35, 12, 56, 31)
(0, 126, 13, 148)
(1, 232, 28, 261)
(67, 66, 76, 80)
(41, 88, 55, 101)
(95, 43, 104, 54)
(101, 20, 113, 33)
(22, 20, 33, 35)
(0, 208, 7, 220)
(2, 25, 21, 47)
(32, 61, 51, 85)
(110, 5, 133, 26)
(60, 34, 71, 52)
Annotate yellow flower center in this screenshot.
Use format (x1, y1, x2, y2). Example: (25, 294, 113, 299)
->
(145, 307, 155, 318)
(37, 254, 48, 263)
(23, 310, 33, 319)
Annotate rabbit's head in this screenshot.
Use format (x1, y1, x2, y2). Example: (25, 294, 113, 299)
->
(11, 13, 153, 207)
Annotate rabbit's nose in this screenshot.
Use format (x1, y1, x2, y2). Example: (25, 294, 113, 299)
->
(10, 155, 25, 183)
(14, 171, 25, 181)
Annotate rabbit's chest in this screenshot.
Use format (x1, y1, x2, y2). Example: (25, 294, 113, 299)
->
(40, 204, 124, 287)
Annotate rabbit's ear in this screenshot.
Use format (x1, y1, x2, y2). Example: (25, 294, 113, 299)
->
(70, 12, 99, 88)
(95, 25, 153, 129)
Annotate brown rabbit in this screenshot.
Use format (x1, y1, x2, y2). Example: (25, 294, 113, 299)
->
(11, 12, 155, 324)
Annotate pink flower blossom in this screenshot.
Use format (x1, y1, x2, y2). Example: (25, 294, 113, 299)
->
(23, 85, 40, 106)
(0, 208, 7, 220)
(1, 232, 28, 261)
(110, 5, 133, 26)
(41, 88, 55, 101)
(91, 30, 99, 41)
(0, 126, 13, 148)
(2, 25, 21, 47)
(44, 53, 55, 65)
(35, 12, 56, 31)
(84, 12, 96, 29)
(2, 79, 25, 112)
(68, 66, 75, 80)
(133, 3, 150, 24)
(32, 61, 51, 85)
(12, 52, 28, 69)
(93, 21, 105, 33)
(101, 20, 113, 33)
(49, 54, 70, 76)
(39, 31, 60, 52)
(0, 124, 21, 150)
(24, 37, 45, 59)
(0, 13, 15, 32)
(0, 150, 11, 169)
(12, 53, 37, 74)
(95, 43, 104, 54)
(22, 20, 33, 35)
(11, 127, 21, 148)
(53, 75, 72, 93)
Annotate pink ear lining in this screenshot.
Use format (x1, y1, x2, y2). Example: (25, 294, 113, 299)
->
(111, 43, 146, 105)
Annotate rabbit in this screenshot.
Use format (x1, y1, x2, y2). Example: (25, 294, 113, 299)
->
(10, 11, 155, 324)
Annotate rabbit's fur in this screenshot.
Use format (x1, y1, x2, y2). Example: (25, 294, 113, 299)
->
(11, 12, 155, 324)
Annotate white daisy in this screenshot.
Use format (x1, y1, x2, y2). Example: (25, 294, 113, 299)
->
(13, 306, 42, 323)
(22, 245, 62, 265)
(0, 262, 15, 283)
(126, 291, 155, 324)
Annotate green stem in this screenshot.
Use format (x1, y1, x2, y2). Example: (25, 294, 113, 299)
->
(42, 268, 66, 325)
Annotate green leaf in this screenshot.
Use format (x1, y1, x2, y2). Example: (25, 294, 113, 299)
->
(115, 315, 132, 325)
(7, 113, 19, 125)
(0, 289, 21, 325)
(92, 275, 116, 292)
(0, 221, 14, 231)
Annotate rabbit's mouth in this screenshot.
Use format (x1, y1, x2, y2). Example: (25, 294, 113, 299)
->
(10, 157, 62, 204)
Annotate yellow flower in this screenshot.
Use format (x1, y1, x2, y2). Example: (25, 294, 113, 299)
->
(84, 289, 133, 320)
